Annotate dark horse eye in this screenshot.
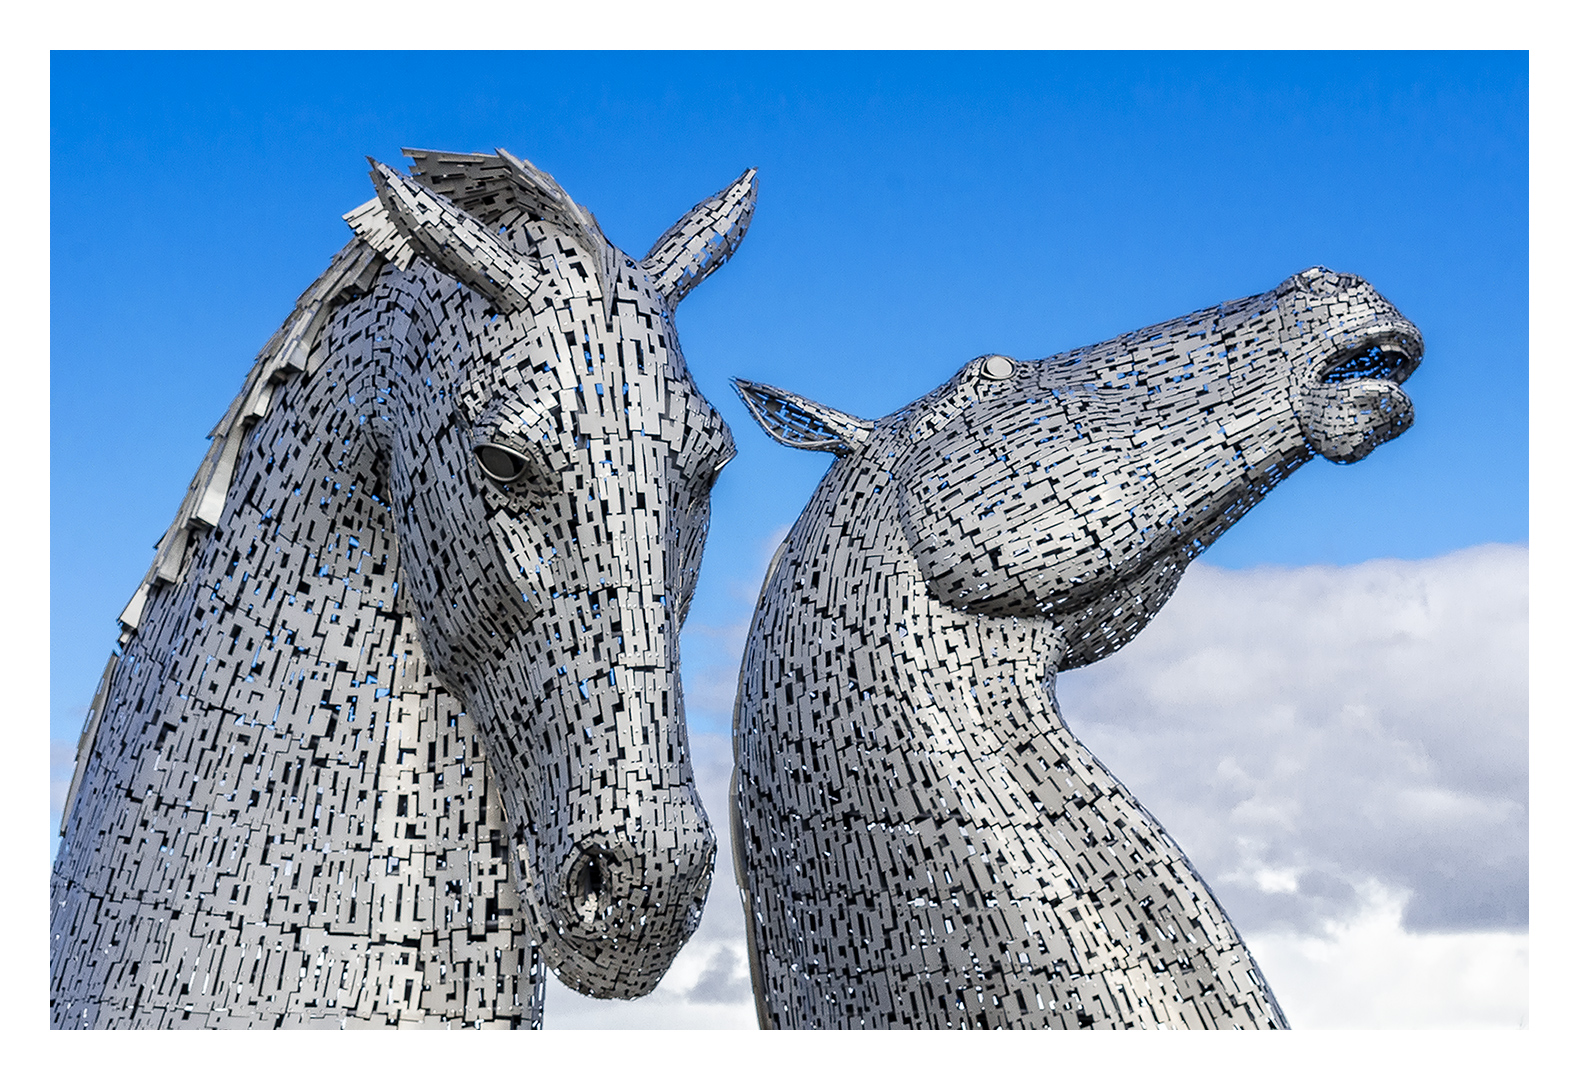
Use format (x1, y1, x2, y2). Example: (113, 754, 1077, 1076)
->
(473, 443, 533, 484)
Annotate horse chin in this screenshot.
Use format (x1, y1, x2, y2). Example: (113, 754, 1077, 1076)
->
(1298, 377, 1415, 464)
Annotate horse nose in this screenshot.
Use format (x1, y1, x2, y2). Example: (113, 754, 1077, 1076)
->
(545, 824, 716, 998)
(555, 824, 716, 938)
(562, 841, 632, 929)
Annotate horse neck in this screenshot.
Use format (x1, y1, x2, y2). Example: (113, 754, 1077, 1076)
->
(775, 462, 1114, 800)
(95, 328, 365, 717)
(55, 297, 540, 1026)
(743, 463, 1286, 1031)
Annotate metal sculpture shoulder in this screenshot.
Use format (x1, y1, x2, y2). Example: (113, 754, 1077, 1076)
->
(730, 268, 1421, 1028)
(52, 148, 756, 1028)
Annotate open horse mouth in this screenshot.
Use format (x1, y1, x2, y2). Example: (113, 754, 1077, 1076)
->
(1300, 333, 1422, 464)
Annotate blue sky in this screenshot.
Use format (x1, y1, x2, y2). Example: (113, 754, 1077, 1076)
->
(50, 49, 1526, 763)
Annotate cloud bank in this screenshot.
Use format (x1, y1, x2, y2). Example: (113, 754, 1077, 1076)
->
(1056, 542, 1528, 940)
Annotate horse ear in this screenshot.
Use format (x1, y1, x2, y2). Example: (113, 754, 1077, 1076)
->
(732, 378, 873, 456)
(641, 169, 758, 307)
(346, 159, 544, 313)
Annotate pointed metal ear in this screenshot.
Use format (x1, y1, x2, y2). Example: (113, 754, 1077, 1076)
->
(348, 159, 544, 313)
(641, 168, 758, 307)
(732, 378, 873, 456)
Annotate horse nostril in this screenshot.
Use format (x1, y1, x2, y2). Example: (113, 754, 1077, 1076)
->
(569, 851, 608, 922)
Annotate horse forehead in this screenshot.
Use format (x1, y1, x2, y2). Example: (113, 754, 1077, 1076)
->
(470, 340, 729, 464)
(1286, 275, 1392, 318)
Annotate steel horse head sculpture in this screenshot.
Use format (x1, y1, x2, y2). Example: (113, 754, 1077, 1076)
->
(731, 268, 1421, 1028)
(52, 149, 755, 1027)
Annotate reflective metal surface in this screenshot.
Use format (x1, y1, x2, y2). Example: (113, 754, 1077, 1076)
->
(52, 149, 756, 1028)
(731, 268, 1422, 1028)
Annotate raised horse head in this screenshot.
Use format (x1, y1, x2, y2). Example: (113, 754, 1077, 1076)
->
(737, 267, 1421, 670)
(730, 268, 1422, 1027)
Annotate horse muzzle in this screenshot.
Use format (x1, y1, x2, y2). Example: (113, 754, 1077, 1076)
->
(535, 814, 716, 999)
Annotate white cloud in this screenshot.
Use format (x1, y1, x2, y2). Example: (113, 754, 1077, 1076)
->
(53, 542, 1529, 1029)
(1246, 882, 1528, 1029)
(1056, 543, 1528, 939)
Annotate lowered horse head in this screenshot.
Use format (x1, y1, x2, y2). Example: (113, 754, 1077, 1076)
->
(730, 267, 1421, 1028)
(739, 266, 1421, 670)
(53, 148, 754, 1025)
(351, 150, 751, 995)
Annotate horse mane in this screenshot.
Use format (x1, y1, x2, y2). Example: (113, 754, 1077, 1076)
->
(405, 147, 608, 250)
(113, 235, 387, 642)
(69, 224, 389, 835)
(112, 148, 601, 643)
(404, 147, 618, 302)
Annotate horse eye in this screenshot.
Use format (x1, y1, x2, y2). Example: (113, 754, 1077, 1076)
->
(473, 443, 533, 484)
(980, 355, 1016, 381)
